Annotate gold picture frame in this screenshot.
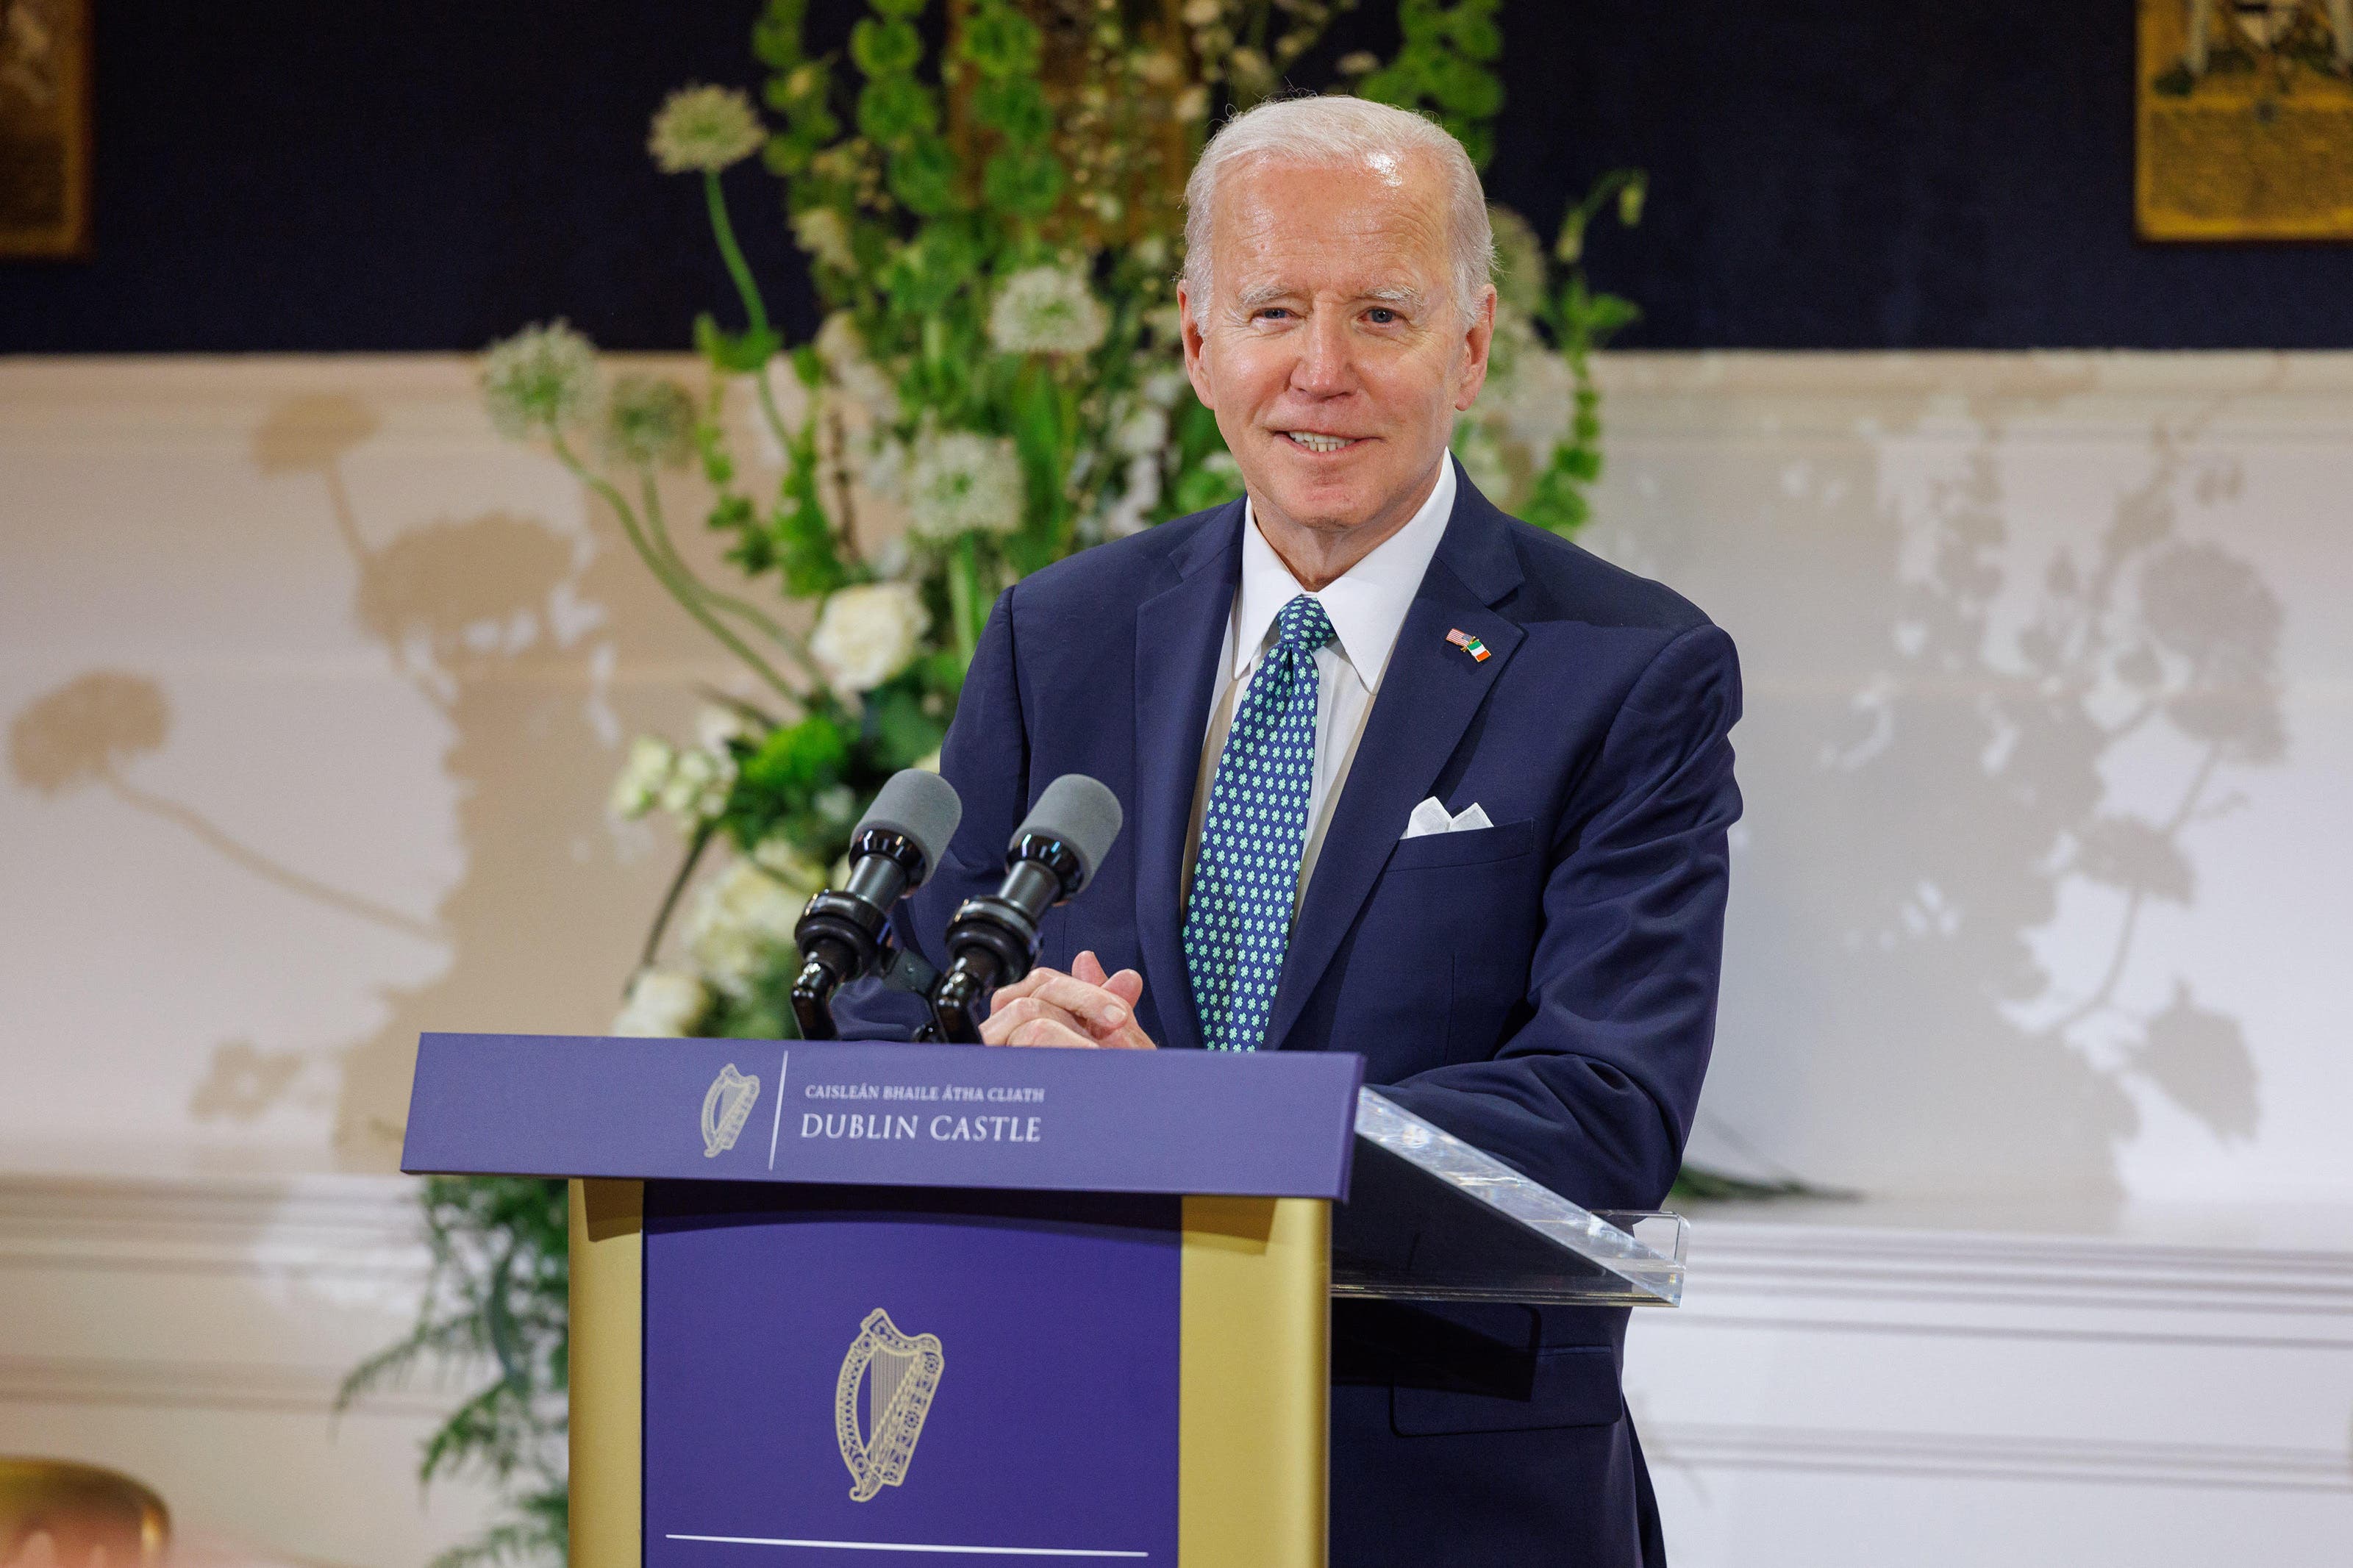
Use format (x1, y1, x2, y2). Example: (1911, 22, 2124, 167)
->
(0, 0, 92, 259)
(2138, 0, 2353, 240)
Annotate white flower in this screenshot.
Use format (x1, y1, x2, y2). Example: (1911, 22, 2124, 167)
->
(696, 704, 754, 753)
(1451, 415, 1510, 504)
(810, 581, 931, 694)
(601, 373, 696, 468)
(988, 266, 1110, 357)
(613, 968, 711, 1037)
(1114, 403, 1169, 457)
(611, 735, 676, 818)
(685, 859, 808, 998)
(1489, 207, 1549, 317)
(792, 207, 858, 273)
(648, 85, 765, 175)
(906, 431, 1026, 540)
(1174, 84, 1210, 123)
(482, 321, 601, 440)
(1141, 368, 1189, 408)
(815, 311, 899, 423)
(1101, 452, 1163, 539)
(750, 836, 829, 895)
(658, 746, 732, 821)
(1479, 310, 1575, 456)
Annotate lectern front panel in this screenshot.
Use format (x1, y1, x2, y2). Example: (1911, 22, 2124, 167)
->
(643, 1183, 1180, 1566)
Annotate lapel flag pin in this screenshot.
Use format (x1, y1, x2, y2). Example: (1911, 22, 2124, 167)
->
(1446, 628, 1491, 662)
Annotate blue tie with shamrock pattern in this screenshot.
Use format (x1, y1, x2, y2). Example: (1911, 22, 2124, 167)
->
(1183, 593, 1334, 1053)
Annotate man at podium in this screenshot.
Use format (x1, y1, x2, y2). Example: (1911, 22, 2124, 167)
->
(839, 95, 1742, 1568)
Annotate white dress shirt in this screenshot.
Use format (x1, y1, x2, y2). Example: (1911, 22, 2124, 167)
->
(1182, 455, 1457, 906)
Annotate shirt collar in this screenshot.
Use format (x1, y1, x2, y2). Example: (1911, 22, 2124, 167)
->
(1233, 455, 1456, 690)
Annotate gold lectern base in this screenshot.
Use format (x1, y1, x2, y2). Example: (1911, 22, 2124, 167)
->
(568, 1180, 1330, 1568)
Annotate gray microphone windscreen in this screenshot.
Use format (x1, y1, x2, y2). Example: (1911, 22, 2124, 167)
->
(1015, 774, 1124, 892)
(857, 769, 964, 884)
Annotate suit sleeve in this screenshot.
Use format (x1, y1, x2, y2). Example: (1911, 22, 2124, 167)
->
(828, 587, 1032, 1042)
(1377, 622, 1743, 1211)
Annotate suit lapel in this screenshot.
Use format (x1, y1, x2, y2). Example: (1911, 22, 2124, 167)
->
(1263, 470, 1527, 1053)
(1132, 501, 1245, 1053)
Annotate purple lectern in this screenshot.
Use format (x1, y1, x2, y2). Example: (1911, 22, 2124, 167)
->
(401, 1032, 1685, 1568)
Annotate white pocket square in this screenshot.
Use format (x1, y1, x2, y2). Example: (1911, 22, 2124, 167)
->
(1401, 796, 1493, 840)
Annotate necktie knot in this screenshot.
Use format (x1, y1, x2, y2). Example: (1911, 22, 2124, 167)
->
(1277, 594, 1334, 656)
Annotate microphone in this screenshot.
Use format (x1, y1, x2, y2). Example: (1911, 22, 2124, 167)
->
(790, 769, 963, 1040)
(929, 774, 1124, 1044)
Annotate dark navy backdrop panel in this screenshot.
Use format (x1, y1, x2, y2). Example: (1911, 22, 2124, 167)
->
(643, 1184, 1179, 1565)
(11, 1, 2353, 353)
(401, 1033, 1361, 1198)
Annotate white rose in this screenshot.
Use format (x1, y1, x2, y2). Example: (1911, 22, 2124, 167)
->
(810, 581, 931, 695)
(685, 859, 808, 998)
(613, 968, 712, 1037)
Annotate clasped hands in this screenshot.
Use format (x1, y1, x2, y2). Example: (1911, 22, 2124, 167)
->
(982, 950, 1158, 1050)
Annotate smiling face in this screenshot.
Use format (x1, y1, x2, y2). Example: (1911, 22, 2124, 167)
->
(1180, 152, 1493, 570)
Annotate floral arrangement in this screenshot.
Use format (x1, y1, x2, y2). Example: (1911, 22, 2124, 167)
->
(476, 2, 1641, 1049)
(374, 4, 1651, 1563)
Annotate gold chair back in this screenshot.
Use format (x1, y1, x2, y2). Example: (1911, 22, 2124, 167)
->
(0, 1461, 169, 1568)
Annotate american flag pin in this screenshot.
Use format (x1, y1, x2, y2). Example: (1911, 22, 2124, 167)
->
(1446, 628, 1490, 662)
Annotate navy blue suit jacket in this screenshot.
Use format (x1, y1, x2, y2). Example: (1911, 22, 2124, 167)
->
(838, 465, 1742, 1566)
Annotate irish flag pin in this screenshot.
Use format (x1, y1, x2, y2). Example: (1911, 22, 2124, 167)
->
(1446, 628, 1490, 662)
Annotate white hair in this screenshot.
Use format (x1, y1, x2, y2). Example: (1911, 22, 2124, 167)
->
(1182, 96, 1496, 325)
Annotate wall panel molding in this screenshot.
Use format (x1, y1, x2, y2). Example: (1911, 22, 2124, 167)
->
(1627, 1210, 2353, 1564)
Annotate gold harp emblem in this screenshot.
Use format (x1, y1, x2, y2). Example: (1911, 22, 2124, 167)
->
(834, 1308, 946, 1502)
(700, 1064, 760, 1159)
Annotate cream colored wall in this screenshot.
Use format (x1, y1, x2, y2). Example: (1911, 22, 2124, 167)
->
(0, 356, 760, 1565)
(0, 356, 743, 1178)
(10, 353, 2349, 1205)
(1584, 353, 2353, 1211)
(4, 353, 2352, 1564)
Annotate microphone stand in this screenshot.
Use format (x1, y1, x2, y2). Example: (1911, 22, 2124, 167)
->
(789, 826, 930, 1040)
(928, 834, 1081, 1043)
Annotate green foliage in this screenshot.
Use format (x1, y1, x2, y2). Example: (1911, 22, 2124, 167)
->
(340, 1175, 570, 1568)
(1515, 170, 1646, 537)
(1666, 1167, 1845, 1204)
(1358, 0, 1506, 167)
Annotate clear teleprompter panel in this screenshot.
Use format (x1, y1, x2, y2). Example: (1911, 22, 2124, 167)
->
(1335, 1091, 1688, 1308)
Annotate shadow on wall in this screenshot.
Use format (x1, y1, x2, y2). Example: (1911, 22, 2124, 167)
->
(7, 392, 699, 1162)
(1663, 363, 2287, 1204)
(7, 669, 438, 945)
